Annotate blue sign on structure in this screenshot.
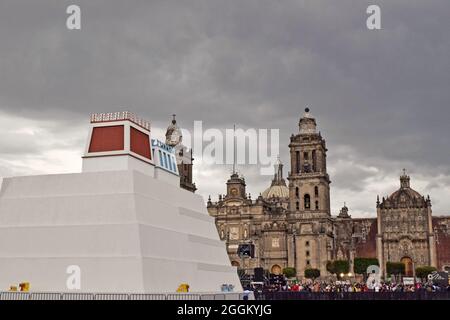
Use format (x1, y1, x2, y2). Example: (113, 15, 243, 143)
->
(151, 139, 179, 175)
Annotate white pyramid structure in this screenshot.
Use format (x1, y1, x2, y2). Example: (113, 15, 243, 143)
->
(0, 112, 241, 293)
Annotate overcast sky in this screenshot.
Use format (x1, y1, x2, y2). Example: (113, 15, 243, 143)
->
(0, 0, 449, 217)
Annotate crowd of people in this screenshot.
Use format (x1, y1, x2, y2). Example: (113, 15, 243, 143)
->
(248, 279, 450, 295)
(261, 280, 449, 293)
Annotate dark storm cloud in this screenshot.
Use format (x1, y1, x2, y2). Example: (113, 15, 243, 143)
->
(0, 0, 449, 215)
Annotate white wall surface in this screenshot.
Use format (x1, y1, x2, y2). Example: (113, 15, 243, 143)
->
(82, 155, 155, 177)
(0, 170, 241, 293)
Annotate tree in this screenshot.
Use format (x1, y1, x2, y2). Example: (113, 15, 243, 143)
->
(386, 262, 405, 276)
(334, 260, 350, 275)
(282, 267, 297, 278)
(326, 260, 350, 279)
(326, 261, 336, 275)
(304, 268, 320, 279)
(415, 266, 437, 280)
(353, 258, 379, 276)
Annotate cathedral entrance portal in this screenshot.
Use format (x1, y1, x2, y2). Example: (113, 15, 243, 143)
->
(271, 265, 282, 275)
(401, 257, 413, 277)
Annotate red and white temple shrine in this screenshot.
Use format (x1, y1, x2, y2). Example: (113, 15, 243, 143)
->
(0, 112, 241, 293)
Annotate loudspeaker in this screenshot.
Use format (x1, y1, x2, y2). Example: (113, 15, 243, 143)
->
(254, 267, 264, 281)
(238, 243, 255, 258)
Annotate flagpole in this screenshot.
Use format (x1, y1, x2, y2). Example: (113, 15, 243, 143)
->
(233, 124, 236, 175)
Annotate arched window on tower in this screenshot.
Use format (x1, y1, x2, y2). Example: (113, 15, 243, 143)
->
(314, 186, 319, 197)
(295, 187, 299, 198)
(304, 194, 311, 210)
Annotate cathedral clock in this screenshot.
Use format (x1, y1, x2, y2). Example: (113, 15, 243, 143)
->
(165, 115, 183, 147)
(168, 128, 181, 146)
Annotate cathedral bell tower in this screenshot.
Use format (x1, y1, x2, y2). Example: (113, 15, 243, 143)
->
(288, 108, 331, 218)
(165, 115, 197, 193)
(287, 108, 333, 279)
(225, 173, 247, 200)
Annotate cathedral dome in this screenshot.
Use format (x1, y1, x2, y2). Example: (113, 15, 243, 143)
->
(380, 170, 429, 209)
(388, 188, 422, 202)
(261, 157, 289, 199)
(387, 171, 422, 201)
(262, 184, 289, 199)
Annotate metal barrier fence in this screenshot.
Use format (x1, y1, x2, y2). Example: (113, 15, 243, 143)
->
(0, 292, 30, 300)
(167, 294, 201, 300)
(94, 293, 129, 300)
(2, 291, 449, 300)
(0, 292, 248, 301)
(256, 291, 450, 300)
(61, 293, 95, 300)
(30, 293, 62, 300)
(129, 294, 166, 301)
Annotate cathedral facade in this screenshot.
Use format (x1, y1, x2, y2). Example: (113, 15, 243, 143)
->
(207, 109, 450, 279)
(376, 172, 438, 277)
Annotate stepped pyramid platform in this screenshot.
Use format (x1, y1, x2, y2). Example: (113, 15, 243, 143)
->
(0, 112, 241, 293)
